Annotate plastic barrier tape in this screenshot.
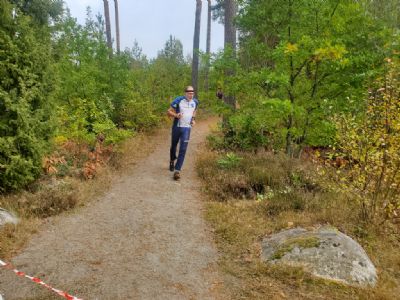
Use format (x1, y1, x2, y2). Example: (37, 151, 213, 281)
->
(0, 259, 82, 300)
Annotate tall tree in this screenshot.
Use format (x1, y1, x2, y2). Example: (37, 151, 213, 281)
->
(154, 36, 191, 101)
(232, 0, 391, 154)
(191, 0, 202, 97)
(0, 0, 57, 191)
(224, 0, 237, 108)
(224, 0, 236, 50)
(285, 0, 294, 155)
(10, 0, 63, 25)
(204, 0, 212, 91)
(114, 0, 120, 53)
(103, 0, 112, 52)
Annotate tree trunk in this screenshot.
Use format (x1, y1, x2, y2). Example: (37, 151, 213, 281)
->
(285, 0, 294, 156)
(103, 0, 113, 53)
(192, 0, 202, 98)
(224, 0, 237, 108)
(114, 0, 120, 53)
(204, 0, 212, 92)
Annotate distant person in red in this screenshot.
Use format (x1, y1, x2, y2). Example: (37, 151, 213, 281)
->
(216, 88, 224, 100)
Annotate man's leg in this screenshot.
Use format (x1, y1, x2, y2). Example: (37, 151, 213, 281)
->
(170, 126, 181, 163)
(174, 127, 191, 171)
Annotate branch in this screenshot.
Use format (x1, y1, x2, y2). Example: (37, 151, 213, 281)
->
(320, 88, 345, 100)
(330, 0, 341, 19)
(292, 58, 309, 83)
(310, 71, 331, 98)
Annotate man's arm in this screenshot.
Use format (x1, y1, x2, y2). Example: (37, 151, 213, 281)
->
(167, 107, 183, 119)
(168, 96, 185, 119)
(167, 107, 176, 118)
(191, 104, 198, 126)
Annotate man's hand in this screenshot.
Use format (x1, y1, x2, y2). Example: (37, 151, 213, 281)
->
(190, 119, 196, 126)
(167, 108, 182, 119)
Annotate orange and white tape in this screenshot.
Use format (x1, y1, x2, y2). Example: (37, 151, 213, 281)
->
(0, 259, 82, 300)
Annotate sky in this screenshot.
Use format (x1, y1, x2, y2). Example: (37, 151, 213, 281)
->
(63, 0, 225, 59)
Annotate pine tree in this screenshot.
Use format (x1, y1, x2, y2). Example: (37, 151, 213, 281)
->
(103, 0, 112, 52)
(205, 0, 212, 92)
(114, 0, 120, 53)
(191, 0, 202, 97)
(224, 0, 237, 108)
(0, 0, 57, 191)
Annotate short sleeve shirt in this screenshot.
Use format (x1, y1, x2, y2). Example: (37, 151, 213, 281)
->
(171, 97, 198, 128)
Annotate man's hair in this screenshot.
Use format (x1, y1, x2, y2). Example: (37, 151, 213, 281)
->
(185, 86, 194, 92)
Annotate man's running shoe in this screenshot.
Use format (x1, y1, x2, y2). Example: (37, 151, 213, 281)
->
(169, 161, 174, 172)
(173, 171, 180, 181)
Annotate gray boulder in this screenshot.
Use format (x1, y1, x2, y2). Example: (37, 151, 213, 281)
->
(0, 208, 19, 227)
(261, 226, 377, 287)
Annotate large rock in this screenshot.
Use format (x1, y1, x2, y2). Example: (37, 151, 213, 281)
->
(0, 208, 19, 227)
(261, 226, 377, 287)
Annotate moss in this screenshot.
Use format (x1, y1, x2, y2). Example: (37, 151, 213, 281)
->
(271, 236, 321, 260)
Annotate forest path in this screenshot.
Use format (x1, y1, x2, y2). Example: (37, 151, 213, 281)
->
(0, 119, 224, 300)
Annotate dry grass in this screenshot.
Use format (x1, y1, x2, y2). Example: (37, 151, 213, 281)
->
(0, 129, 162, 260)
(197, 149, 400, 300)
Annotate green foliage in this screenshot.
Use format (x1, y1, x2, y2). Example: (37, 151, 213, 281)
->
(213, 0, 395, 153)
(10, 0, 64, 25)
(360, 0, 400, 30)
(214, 98, 304, 150)
(217, 152, 242, 169)
(1, 2, 192, 192)
(157, 35, 185, 64)
(332, 58, 400, 221)
(53, 13, 188, 144)
(119, 92, 160, 130)
(0, 0, 55, 191)
(53, 13, 136, 144)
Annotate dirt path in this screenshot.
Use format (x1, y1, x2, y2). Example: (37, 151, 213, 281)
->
(0, 119, 224, 300)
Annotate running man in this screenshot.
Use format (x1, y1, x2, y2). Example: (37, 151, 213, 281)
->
(167, 86, 199, 180)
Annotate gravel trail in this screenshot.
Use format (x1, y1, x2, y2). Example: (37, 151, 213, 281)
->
(0, 119, 223, 300)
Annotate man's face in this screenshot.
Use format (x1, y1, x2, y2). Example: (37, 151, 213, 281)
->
(185, 90, 194, 100)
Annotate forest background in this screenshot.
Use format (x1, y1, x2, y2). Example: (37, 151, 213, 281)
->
(1, 0, 400, 297)
(2, 0, 399, 219)
(1, 0, 196, 192)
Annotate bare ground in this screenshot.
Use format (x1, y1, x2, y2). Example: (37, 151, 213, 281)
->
(0, 119, 225, 300)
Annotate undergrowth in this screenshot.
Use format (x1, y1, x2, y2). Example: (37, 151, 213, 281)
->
(197, 148, 400, 299)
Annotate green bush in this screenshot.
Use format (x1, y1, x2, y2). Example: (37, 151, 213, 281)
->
(0, 2, 55, 191)
(220, 98, 292, 150)
(217, 152, 242, 169)
(120, 94, 161, 131)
